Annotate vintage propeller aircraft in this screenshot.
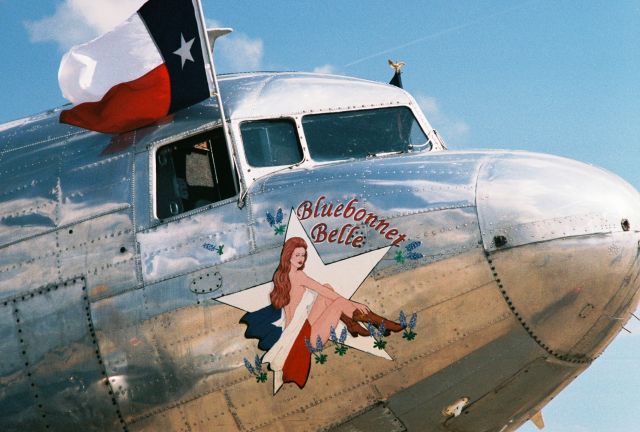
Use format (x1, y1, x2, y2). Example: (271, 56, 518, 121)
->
(1, 28, 640, 432)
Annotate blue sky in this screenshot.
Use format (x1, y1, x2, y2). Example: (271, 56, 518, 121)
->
(1, 1, 639, 430)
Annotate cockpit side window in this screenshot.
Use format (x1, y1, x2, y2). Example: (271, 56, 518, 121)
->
(155, 128, 236, 219)
(302, 107, 431, 161)
(240, 119, 303, 167)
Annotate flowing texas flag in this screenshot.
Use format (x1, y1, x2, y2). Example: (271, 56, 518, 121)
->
(58, 0, 213, 134)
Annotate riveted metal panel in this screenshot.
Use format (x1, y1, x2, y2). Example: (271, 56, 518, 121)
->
(0, 109, 86, 154)
(59, 150, 133, 225)
(8, 279, 121, 430)
(126, 390, 240, 432)
(189, 269, 223, 295)
(91, 287, 158, 418)
(132, 101, 222, 155)
(488, 232, 640, 359)
(371, 207, 482, 278)
(0, 154, 59, 246)
(0, 302, 40, 430)
(0, 231, 58, 298)
(214, 248, 280, 297)
(0, 303, 20, 376)
(250, 166, 368, 261)
(331, 404, 406, 432)
(476, 152, 640, 251)
(91, 278, 253, 421)
(219, 251, 512, 432)
(249, 152, 481, 272)
(133, 151, 151, 231)
(141, 248, 281, 308)
(137, 202, 250, 283)
(59, 210, 138, 300)
(443, 357, 577, 432)
(219, 72, 413, 121)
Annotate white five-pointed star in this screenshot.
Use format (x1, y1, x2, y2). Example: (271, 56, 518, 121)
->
(173, 33, 195, 69)
(217, 210, 392, 394)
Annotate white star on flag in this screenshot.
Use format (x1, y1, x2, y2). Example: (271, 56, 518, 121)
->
(218, 210, 393, 393)
(173, 33, 195, 69)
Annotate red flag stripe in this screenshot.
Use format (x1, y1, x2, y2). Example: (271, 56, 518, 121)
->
(282, 320, 312, 389)
(60, 64, 171, 134)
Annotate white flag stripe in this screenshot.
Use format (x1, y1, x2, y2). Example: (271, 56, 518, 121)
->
(58, 13, 162, 104)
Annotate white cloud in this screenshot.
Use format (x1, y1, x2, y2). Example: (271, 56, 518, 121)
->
(415, 93, 470, 145)
(26, 5, 265, 72)
(217, 34, 264, 71)
(205, 19, 264, 72)
(25, 0, 146, 50)
(312, 64, 337, 74)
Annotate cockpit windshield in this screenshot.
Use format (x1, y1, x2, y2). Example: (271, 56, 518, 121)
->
(302, 107, 430, 162)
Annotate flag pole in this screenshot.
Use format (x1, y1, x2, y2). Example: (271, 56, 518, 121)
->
(193, 0, 247, 206)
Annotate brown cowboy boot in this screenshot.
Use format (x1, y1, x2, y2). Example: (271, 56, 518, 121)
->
(352, 310, 405, 336)
(340, 313, 370, 337)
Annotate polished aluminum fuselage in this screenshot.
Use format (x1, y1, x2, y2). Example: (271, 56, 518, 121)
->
(1, 73, 639, 432)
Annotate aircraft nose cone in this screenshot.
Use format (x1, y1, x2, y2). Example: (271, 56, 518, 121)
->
(476, 152, 640, 361)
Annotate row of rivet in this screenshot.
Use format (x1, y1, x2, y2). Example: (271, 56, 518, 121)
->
(484, 251, 592, 365)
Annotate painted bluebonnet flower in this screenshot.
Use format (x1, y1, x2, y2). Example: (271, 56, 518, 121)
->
(329, 326, 338, 343)
(399, 310, 407, 328)
(244, 357, 255, 375)
(266, 208, 287, 235)
(339, 327, 348, 344)
(405, 241, 421, 252)
(244, 355, 268, 383)
(202, 242, 224, 255)
(305, 336, 328, 364)
(406, 252, 424, 260)
(409, 313, 417, 329)
(330, 325, 349, 356)
(266, 212, 275, 226)
(304, 337, 316, 353)
(399, 310, 418, 341)
(368, 321, 388, 350)
(394, 240, 424, 263)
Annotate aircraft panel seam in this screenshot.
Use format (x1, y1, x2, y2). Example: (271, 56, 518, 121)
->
(139, 247, 257, 288)
(125, 309, 513, 428)
(4, 277, 129, 430)
(566, 244, 640, 357)
(11, 291, 52, 429)
(255, 176, 474, 196)
(129, 144, 144, 286)
(0, 201, 56, 222)
(0, 228, 134, 274)
(0, 153, 58, 177)
(244, 311, 514, 432)
(68, 151, 131, 172)
(483, 249, 594, 365)
(0, 204, 131, 250)
(245, 190, 258, 253)
(2, 130, 85, 154)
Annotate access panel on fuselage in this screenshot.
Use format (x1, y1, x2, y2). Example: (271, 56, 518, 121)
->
(0, 279, 122, 431)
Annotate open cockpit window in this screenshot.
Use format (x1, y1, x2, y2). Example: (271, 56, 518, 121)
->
(155, 129, 236, 219)
(302, 107, 430, 162)
(240, 119, 303, 167)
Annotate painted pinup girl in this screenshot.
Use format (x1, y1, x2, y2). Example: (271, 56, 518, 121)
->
(241, 237, 403, 389)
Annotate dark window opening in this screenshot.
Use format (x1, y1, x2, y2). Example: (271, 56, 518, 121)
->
(240, 119, 303, 167)
(302, 107, 430, 162)
(155, 129, 237, 219)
